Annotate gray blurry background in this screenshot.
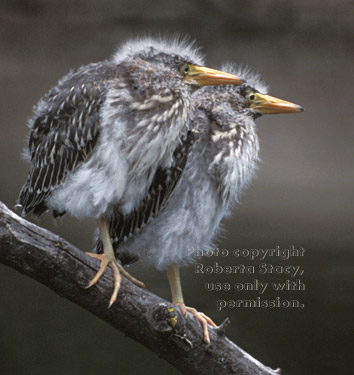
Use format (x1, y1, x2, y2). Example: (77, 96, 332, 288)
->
(0, 1, 353, 374)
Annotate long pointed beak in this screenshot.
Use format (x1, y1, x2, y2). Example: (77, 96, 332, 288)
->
(251, 93, 304, 114)
(186, 65, 245, 86)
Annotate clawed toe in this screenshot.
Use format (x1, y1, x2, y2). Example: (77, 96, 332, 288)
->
(176, 303, 217, 344)
(85, 251, 143, 307)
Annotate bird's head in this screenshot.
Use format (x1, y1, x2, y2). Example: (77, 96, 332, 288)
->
(241, 86, 304, 118)
(114, 36, 245, 91)
(220, 63, 304, 118)
(194, 64, 303, 127)
(192, 64, 304, 157)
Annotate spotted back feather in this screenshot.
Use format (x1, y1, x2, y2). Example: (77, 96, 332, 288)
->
(18, 62, 119, 216)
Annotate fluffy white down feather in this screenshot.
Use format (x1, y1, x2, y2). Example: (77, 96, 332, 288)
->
(113, 35, 204, 67)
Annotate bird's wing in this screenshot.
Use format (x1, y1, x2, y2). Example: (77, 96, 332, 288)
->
(95, 130, 195, 265)
(18, 62, 117, 216)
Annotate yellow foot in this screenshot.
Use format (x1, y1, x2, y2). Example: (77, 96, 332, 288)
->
(85, 251, 145, 308)
(176, 303, 217, 344)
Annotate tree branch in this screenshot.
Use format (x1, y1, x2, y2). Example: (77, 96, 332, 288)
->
(0, 201, 280, 375)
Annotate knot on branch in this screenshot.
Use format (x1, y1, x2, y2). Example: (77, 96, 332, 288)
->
(147, 302, 193, 350)
(147, 302, 184, 334)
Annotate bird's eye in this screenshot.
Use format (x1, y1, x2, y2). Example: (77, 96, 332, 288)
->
(246, 92, 258, 103)
(180, 64, 190, 75)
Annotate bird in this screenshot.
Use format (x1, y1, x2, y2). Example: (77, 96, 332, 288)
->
(17, 36, 245, 309)
(98, 64, 304, 343)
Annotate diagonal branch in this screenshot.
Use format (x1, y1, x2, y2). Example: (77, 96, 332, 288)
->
(0, 201, 279, 375)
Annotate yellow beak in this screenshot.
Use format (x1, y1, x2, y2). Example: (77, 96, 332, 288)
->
(185, 65, 245, 86)
(250, 93, 304, 114)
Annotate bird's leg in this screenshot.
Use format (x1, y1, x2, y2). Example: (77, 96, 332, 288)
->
(166, 264, 217, 344)
(86, 217, 145, 308)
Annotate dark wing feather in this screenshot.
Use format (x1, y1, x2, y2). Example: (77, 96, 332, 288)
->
(95, 131, 195, 265)
(18, 62, 118, 216)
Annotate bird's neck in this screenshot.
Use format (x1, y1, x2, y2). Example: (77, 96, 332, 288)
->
(207, 122, 260, 207)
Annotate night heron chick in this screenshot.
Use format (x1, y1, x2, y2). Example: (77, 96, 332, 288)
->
(101, 65, 303, 343)
(17, 37, 245, 307)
